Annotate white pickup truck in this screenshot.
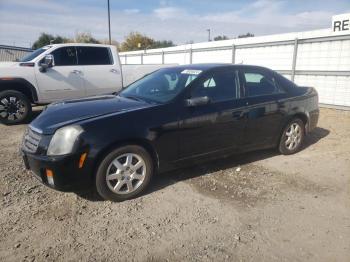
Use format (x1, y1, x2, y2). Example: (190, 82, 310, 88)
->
(0, 43, 168, 124)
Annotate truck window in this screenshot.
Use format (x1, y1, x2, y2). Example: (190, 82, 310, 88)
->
(77, 47, 113, 65)
(20, 46, 51, 62)
(51, 47, 77, 66)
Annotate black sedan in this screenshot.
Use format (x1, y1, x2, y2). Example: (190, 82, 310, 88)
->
(21, 64, 319, 201)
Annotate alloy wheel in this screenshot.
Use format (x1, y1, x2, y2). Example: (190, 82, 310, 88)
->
(106, 153, 146, 195)
(0, 96, 27, 121)
(285, 123, 302, 150)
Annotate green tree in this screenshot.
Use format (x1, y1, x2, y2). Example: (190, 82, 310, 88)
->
(120, 32, 175, 51)
(74, 32, 100, 44)
(237, 33, 254, 38)
(32, 33, 69, 49)
(214, 35, 230, 41)
(120, 32, 154, 51)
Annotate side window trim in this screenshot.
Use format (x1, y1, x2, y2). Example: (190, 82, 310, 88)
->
(75, 46, 80, 65)
(234, 70, 242, 99)
(107, 47, 114, 65)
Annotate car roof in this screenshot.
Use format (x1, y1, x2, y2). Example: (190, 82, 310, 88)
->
(164, 63, 272, 72)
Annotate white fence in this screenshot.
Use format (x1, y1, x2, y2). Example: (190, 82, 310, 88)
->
(0, 45, 32, 62)
(120, 29, 350, 108)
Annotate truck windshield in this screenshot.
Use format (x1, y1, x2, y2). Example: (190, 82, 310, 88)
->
(119, 68, 202, 103)
(19, 46, 51, 62)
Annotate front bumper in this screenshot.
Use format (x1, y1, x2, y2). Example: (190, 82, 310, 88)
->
(22, 150, 93, 191)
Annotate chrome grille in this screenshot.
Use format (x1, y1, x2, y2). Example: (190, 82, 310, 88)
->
(22, 128, 42, 153)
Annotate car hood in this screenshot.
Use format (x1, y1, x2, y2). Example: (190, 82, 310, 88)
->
(0, 62, 18, 68)
(30, 95, 153, 135)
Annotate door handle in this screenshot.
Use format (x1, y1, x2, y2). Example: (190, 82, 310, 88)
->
(277, 100, 286, 109)
(232, 111, 244, 119)
(71, 70, 82, 74)
(110, 69, 120, 74)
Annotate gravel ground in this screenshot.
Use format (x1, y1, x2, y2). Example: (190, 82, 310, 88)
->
(0, 108, 349, 262)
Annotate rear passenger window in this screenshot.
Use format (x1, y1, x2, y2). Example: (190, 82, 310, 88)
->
(275, 73, 297, 90)
(191, 69, 237, 102)
(242, 70, 279, 97)
(77, 47, 112, 65)
(245, 73, 264, 83)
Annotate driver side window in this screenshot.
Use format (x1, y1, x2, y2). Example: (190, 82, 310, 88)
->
(191, 69, 237, 103)
(50, 47, 77, 66)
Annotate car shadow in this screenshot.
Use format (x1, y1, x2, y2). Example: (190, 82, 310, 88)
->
(76, 127, 330, 202)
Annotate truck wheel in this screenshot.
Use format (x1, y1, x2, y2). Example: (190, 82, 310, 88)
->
(0, 90, 32, 125)
(278, 118, 305, 155)
(95, 145, 154, 202)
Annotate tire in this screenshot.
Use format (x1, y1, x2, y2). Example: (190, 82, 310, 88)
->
(278, 118, 305, 155)
(95, 145, 154, 202)
(0, 90, 32, 125)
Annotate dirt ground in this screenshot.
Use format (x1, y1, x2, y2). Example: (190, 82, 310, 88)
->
(0, 108, 349, 262)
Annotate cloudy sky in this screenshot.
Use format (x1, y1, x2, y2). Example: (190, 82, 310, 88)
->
(0, 0, 349, 47)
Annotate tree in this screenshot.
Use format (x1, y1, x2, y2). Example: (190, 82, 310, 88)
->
(119, 32, 174, 52)
(237, 33, 254, 38)
(120, 32, 154, 52)
(214, 35, 229, 41)
(100, 39, 120, 52)
(74, 32, 100, 44)
(32, 33, 69, 49)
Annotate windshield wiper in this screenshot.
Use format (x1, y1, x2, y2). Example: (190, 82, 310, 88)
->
(122, 95, 161, 105)
(123, 95, 146, 102)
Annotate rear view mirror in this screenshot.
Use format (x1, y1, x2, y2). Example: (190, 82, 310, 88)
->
(39, 54, 54, 72)
(185, 96, 210, 107)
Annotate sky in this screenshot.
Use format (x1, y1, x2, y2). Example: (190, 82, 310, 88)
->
(0, 0, 350, 48)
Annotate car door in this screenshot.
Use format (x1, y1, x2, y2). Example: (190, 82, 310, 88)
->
(178, 67, 247, 160)
(238, 67, 287, 149)
(35, 46, 85, 101)
(76, 46, 122, 96)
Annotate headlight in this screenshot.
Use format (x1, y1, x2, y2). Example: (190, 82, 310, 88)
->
(47, 125, 83, 156)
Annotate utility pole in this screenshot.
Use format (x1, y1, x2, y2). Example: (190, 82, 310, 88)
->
(207, 29, 211, 42)
(107, 0, 111, 44)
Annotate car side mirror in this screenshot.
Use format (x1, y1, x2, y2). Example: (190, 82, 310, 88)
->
(185, 96, 210, 107)
(39, 54, 54, 72)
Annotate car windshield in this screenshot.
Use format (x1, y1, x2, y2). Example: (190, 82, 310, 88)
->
(119, 68, 202, 103)
(19, 46, 51, 62)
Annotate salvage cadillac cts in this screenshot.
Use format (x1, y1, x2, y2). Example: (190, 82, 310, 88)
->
(21, 64, 319, 201)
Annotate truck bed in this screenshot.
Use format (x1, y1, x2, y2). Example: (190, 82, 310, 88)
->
(121, 64, 175, 87)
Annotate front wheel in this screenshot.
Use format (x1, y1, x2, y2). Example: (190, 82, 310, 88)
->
(95, 145, 154, 202)
(278, 118, 305, 155)
(0, 90, 32, 125)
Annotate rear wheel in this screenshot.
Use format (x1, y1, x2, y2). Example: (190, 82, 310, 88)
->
(95, 145, 154, 202)
(0, 90, 32, 125)
(278, 118, 305, 155)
